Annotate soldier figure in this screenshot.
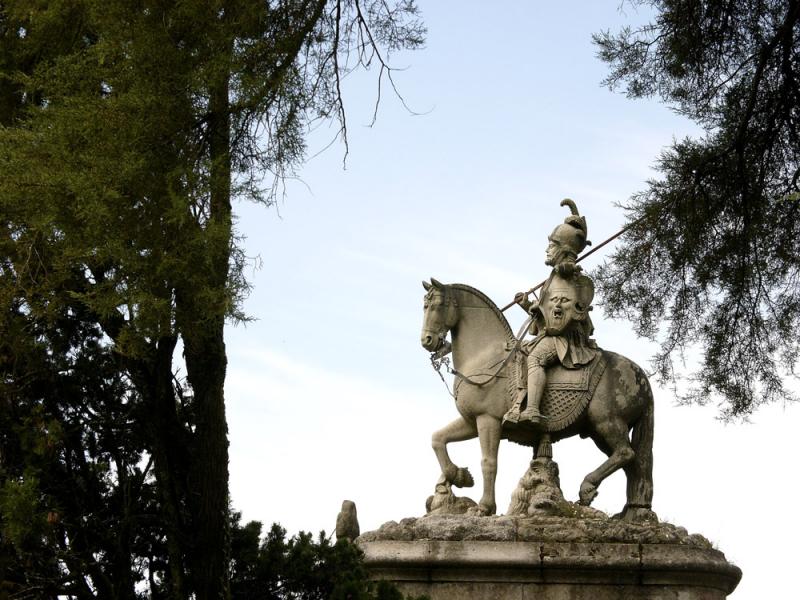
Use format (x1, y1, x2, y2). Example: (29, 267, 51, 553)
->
(503, 199, 599, 430)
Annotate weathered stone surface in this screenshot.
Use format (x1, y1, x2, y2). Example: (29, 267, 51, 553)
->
(426, 476, 478, 516)
(335, 499, 360, 542)
(359, 536, 740, 599)
(358, 513, 713, 548)
(507, 457, 582, 517)
(359, 513, 739, 598)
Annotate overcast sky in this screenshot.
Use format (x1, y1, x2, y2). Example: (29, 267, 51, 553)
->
(222, 3, 799, 598)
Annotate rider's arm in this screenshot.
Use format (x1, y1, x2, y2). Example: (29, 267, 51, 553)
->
(528, 302, 544, 335)
(514, 291, 533, 312)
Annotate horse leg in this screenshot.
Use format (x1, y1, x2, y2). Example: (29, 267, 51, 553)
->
(579, 419, 635, 506)
(469, 414, 501, 515)
(432, 418, 477, 488)
(622, 392, 656, 522)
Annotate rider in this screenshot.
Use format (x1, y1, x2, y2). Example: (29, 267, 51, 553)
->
(503, 199, 599, 430)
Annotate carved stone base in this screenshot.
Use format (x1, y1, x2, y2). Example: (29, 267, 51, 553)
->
(507, 457, 569, 517)
(358, 516, 741, 599)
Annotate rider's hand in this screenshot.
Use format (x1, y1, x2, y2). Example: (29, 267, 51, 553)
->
(514, 291, 528, 304)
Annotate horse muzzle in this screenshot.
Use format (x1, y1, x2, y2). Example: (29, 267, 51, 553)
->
(421, 330, 444, 352)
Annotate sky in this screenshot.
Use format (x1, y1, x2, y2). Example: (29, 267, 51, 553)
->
(222, 3, 799, 598)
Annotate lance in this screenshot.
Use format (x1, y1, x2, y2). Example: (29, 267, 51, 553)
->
(500, 213, 648, 313)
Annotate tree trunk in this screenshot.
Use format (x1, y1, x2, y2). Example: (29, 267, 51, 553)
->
(130, 335, 188, 600)
(180, 46, 233, 600)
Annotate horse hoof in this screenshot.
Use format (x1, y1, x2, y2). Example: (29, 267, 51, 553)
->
(452, 467, 474, 488)
(578, 481, 598, 506)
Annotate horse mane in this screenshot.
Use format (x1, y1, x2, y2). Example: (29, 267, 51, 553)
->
(449, 283, 515, 342)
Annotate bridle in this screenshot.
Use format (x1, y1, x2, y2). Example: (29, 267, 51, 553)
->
(422, 288, 458, 353)
(425, 286, 533, 397)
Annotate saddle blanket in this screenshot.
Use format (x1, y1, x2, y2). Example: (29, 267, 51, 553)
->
(512, 352, 608, 433)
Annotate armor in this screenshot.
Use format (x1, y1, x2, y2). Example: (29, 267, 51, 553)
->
(504, 200, 598, 430)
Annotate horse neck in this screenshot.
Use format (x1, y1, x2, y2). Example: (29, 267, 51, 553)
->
(449, 288, 511, 370)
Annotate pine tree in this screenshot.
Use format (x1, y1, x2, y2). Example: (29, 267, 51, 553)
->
(0, 1, 424, 597)
(593, 0, 800, 417)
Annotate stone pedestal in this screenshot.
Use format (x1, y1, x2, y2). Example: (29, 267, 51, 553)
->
(358, 516, 741, 599)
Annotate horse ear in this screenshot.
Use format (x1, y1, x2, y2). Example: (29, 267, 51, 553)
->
(422, 280, 432, 291)
(431, 277, 443, 288)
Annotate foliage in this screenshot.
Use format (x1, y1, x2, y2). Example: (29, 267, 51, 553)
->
(593, 0, 800, 417)
(0, 259, 158, 599)
(0, 1, 424, 598)
(229, 519, 428, 600)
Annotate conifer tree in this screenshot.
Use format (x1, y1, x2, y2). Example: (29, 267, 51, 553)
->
(0, 2, 424, 597)
(594, 0, 800, 417)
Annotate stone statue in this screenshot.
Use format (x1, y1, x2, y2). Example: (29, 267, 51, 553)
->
(356, 200, 741, 599)
(420, 200, 656, 522)
(503, 199, 599, 429)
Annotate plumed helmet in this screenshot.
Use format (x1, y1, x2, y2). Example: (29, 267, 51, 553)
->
(549, 199, 590, 256)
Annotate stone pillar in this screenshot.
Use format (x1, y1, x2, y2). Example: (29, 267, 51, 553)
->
(358, 516, 741, 600)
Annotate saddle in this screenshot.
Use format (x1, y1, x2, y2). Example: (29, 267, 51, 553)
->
(511, 350, 607, 433)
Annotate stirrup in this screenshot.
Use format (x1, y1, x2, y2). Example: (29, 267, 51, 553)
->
(519, 407, 543, 421)
(502, 391, 526, 426)
(502, 409, 521, 426)
(518, 407, 546, 430)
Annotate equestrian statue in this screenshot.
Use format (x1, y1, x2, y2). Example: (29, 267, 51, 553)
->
(420, 199, 656, 522)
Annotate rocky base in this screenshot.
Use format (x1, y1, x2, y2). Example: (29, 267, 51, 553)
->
(359, 513, 712, 547)
(424, 456, 656, 522)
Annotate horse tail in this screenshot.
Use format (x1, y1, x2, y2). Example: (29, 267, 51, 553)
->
(627, 371, 654, 510)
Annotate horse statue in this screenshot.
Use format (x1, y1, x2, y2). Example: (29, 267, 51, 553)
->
(420, 278, 656, 522)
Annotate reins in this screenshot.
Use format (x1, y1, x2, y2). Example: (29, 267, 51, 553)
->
(430, 315, 533, 398)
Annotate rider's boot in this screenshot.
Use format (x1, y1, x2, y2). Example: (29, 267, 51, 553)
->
(519, 364, 546, 429)
(502, 388, 526, 426)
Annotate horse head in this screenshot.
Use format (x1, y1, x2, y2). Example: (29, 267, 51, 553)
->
(421, 278, 458, 352)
